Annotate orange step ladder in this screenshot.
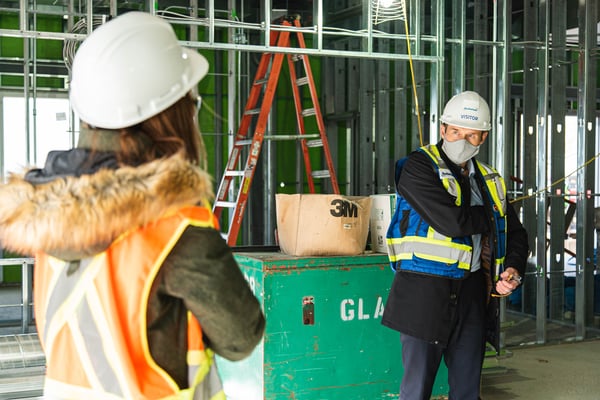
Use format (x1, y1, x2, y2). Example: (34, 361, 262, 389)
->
(213, 16, 340, 246)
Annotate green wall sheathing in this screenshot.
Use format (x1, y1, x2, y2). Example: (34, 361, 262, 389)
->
(1, 251, 25, 283)
(0, 13, 67, 90)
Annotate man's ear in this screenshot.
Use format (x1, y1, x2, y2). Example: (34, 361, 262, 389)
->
(480, 131, 489, 144)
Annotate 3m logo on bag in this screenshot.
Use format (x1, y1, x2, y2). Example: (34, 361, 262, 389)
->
(275, 194, 371, 256)
(329, 199, 358, 218)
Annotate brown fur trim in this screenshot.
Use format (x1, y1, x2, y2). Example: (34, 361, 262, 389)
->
(0, 154, 213, 258)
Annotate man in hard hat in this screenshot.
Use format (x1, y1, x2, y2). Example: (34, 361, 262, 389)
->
(0, 12, 264, 399)
(383, 91, 529, 399)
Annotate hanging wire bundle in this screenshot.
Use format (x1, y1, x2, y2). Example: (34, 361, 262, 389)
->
(371, 0, 407, 26)
(63, 16, 108, 76)
(370, 0, 423, 145)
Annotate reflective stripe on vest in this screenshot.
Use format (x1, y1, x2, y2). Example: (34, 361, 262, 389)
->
(475, 162, 507, 216)
(387, 235, 472, 271)
(473, 160, 508, 276)
(421, 145, 462, 206)
(386, 144, 508, 279)
(34, 206, 226, 400)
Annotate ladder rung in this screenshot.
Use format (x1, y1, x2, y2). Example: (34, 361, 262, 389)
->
(235, 139, 253, 146)
(296, 77, 309, 86)
(306, 139, 323, 148)
(263, 134, 320, 141)
(254, 77, 269, 85)
(224, 170, 245, 177)
(214, 201, 237, 208)
(291, 54, 303, 62)
(245, 108, 261, 115)
(302, 108, 316, 117)
(312, 170, 331, 179)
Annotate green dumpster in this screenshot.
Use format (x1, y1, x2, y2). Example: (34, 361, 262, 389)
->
(217, 250, 449, 400)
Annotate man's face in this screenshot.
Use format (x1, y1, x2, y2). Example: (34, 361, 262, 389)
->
(441, 124, 488, 146)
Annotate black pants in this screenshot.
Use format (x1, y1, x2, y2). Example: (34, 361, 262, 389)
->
(398, 270, 487, 400)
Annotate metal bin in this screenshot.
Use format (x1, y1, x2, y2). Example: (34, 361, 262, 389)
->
(217, 250, 449, 400)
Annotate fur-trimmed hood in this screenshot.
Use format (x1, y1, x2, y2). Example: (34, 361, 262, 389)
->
(0, 154, 213, 260)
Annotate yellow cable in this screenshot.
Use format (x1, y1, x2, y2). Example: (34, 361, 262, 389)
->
(403, 11, 424, 147)
(510, 150, 600, 204)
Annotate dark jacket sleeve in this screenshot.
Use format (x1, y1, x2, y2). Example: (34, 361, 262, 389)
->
(397, 151, 489, 237)
(504, 201, 530, 277)
(161, 226, 265, 361)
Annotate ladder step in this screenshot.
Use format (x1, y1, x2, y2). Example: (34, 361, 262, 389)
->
(263, 134, 320, 141)
(302, 108, 316, 117)
(224, 170, 245, 177)
(312, 170, 331, 179)
(235, 139, 253, 146)
(214, 200, 237, 208)
(245, 108, 261, 115)
(306, 139, 323, 148)
(255, 77, 269, 85)
(296, 77, 309, 86)
(291, 54, 303, 62)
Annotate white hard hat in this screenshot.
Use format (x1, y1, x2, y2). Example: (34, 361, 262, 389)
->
(69, 12, 209, 129)
(439, 91, 491, 131)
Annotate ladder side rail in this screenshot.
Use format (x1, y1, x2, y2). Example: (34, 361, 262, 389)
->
(213, 54, 272, 220)
(287, 52, 316, 193)
(213, 147, 240, 219)
(214, 60, 270, 215)
(225, 33, 292, 246)
(291, 23, 340, 194)
(213, 28, 284, 231)
(236, 53, 273, 141)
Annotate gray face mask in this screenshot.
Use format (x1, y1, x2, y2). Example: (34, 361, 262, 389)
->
(442, 139, 480, 165)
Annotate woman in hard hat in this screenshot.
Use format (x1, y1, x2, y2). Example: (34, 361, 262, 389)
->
(383, 91, 529, 399)
(0, 12, 264, 399)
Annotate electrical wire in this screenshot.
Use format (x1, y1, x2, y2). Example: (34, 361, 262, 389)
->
(63, 16, 107, 75)
(510, 150, 600, 204)
(402, 8, 424, 147)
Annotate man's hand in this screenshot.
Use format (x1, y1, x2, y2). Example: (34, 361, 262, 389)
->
(495, 267, 522, 296)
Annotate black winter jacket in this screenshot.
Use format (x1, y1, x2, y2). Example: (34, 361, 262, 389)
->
(381, 142, 529, 352)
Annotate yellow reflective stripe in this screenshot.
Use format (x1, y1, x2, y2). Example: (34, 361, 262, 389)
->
(413, 252, 471, 270)
(494, 256, 506, 276)
(476, 162, 507, 216)
(388, 236, 472, 268)
(389, 235, 471, 250)
(390, 251, 470, 271)
(187, 349, 224, 400)
(209, 390, 227, 400)
(188, 218, 215, 228)
(421, 145, 437, 160)
(187, 349, 207, 366)
(427, 226, 452, 241)
(422, 145, 461, 206)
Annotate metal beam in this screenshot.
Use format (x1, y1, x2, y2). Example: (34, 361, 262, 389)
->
(575, 0, 597, 341)
(548, 0, 567, 324)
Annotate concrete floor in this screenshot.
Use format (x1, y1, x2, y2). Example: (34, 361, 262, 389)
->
(1, 284, 599, 399)
(481, 339, 600, 400)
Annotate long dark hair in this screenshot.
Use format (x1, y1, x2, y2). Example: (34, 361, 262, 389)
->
(115, 92, 207, 169)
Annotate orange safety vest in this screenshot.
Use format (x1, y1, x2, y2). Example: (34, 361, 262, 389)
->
(34, 206, 226, 400)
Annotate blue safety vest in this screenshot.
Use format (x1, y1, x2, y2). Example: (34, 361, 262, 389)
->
(386, 144, 507, 279)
